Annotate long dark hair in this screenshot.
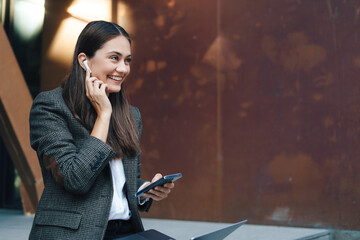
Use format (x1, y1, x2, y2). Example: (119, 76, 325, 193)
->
(62, 20, 140, 158)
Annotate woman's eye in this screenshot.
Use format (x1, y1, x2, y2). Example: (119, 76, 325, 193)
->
(125, 58, 132, 63)
(111, 56, 119, 61)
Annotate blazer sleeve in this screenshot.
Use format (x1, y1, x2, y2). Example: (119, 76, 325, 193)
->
(30, 91, 116, 195)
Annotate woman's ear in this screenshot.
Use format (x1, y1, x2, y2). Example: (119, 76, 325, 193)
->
(78, 53, 87, 71)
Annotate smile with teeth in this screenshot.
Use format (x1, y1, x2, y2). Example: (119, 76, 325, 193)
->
(108, 75, 123, 81)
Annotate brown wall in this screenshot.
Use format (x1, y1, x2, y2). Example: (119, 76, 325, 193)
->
(42, 0, 360, 230)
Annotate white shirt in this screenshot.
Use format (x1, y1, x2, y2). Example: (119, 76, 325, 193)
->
(108, 159, 131, 220)
(108, 159, 150, 220)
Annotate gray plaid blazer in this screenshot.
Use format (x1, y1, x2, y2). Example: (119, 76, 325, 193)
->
(28, 87, 152, 240)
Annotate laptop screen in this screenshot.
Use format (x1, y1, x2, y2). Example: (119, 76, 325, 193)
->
(191, 220, 248, 240)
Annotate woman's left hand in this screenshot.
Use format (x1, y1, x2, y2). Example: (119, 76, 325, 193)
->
(142, 173, 175, 201)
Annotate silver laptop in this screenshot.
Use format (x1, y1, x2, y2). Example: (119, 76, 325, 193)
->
(116, 220, 247, 240)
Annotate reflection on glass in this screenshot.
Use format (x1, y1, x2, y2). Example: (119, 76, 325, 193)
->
(117, 2, 134, 34)
(48, 17, 87, 65)
(48, 0, 112, 64)
(13, 0, 45, 41)
(0, 0, 3, 23)
(48, 0, 133, 65)
(67, 0, 111, 22)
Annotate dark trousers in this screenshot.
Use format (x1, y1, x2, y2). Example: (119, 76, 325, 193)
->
(103, 219, 136, 240)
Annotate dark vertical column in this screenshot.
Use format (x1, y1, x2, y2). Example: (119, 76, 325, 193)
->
(0, 136, 19, 209)
(0, 24, 43, 214)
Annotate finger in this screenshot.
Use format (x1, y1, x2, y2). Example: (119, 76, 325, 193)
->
(142, 193, 153, 199)
(100, 83, 107, 93)
(162, 182, 175, 189)
(154, 185, 172, 194)
(92, 80, 106, 92)
(151, 173, 163, 183)
(144, 189, 167, 200)
(92, 80, 101, 89)
(86, 78, 101, 101)
(85, 68, 91, 95)
(145, 189, 168, 201)
(94, 80, 105, 87)
(141, 182, 151, 189)
(86, 65, 91, 78)
(143, 192, 162, 201)
(85, 76, 96, 92)
(151, 189, 169, 199)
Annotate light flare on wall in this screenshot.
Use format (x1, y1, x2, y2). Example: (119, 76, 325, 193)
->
(0, 0, 4, 23)
(47, 0, 111, 64)
(117, 2, 135, 34)
(47, 0, 133, 65)
(67, 0, 112, 22)
(13, 0, 45, 41)
(47, 17, 87, 66)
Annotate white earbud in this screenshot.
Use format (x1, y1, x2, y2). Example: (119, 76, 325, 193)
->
(83, 60, 92, 73)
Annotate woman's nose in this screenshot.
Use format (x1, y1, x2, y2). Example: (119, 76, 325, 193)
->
(116, 61, 128, 73)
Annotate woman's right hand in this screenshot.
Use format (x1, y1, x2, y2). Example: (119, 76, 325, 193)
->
(85, 67, 112, 143)
(84, 67, 112, 118)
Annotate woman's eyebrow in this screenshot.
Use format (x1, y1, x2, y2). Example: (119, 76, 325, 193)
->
(107, 51, 132, 57)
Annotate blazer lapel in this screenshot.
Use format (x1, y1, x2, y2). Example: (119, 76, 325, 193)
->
(122, 156, 137, 196)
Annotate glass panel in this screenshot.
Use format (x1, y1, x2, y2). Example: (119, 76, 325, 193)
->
(13, 0, 44, 41)
(0, 0, 3, 24)
(9, 0, 45, 96)
(47, 0, 111, 64)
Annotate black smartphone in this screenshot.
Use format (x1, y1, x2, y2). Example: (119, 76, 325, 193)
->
(135, 173, 182, 197)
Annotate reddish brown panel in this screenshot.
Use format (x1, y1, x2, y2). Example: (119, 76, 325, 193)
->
(122, 0, 222, 221)
(124, 0, 360, 230)
(219, 0, 360, 230)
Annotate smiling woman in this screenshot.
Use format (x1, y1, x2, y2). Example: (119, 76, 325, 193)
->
(28, 20, 175, 240)
(62, 21, 139, 158)
(78, 36, 132, 95)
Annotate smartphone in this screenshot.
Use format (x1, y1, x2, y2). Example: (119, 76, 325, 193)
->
(135, 173, 182, 197)
(83, 60, 92, 73)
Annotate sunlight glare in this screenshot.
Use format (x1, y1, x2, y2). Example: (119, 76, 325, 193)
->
(47, 18, 86, 65)
(67, 0, 111, 22)
(13, 0, 45, 41)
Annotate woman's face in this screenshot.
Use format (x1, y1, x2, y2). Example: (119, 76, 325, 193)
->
(87, 35, 131, 95)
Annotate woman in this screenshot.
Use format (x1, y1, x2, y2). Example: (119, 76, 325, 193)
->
(29, 20, 174, 240)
